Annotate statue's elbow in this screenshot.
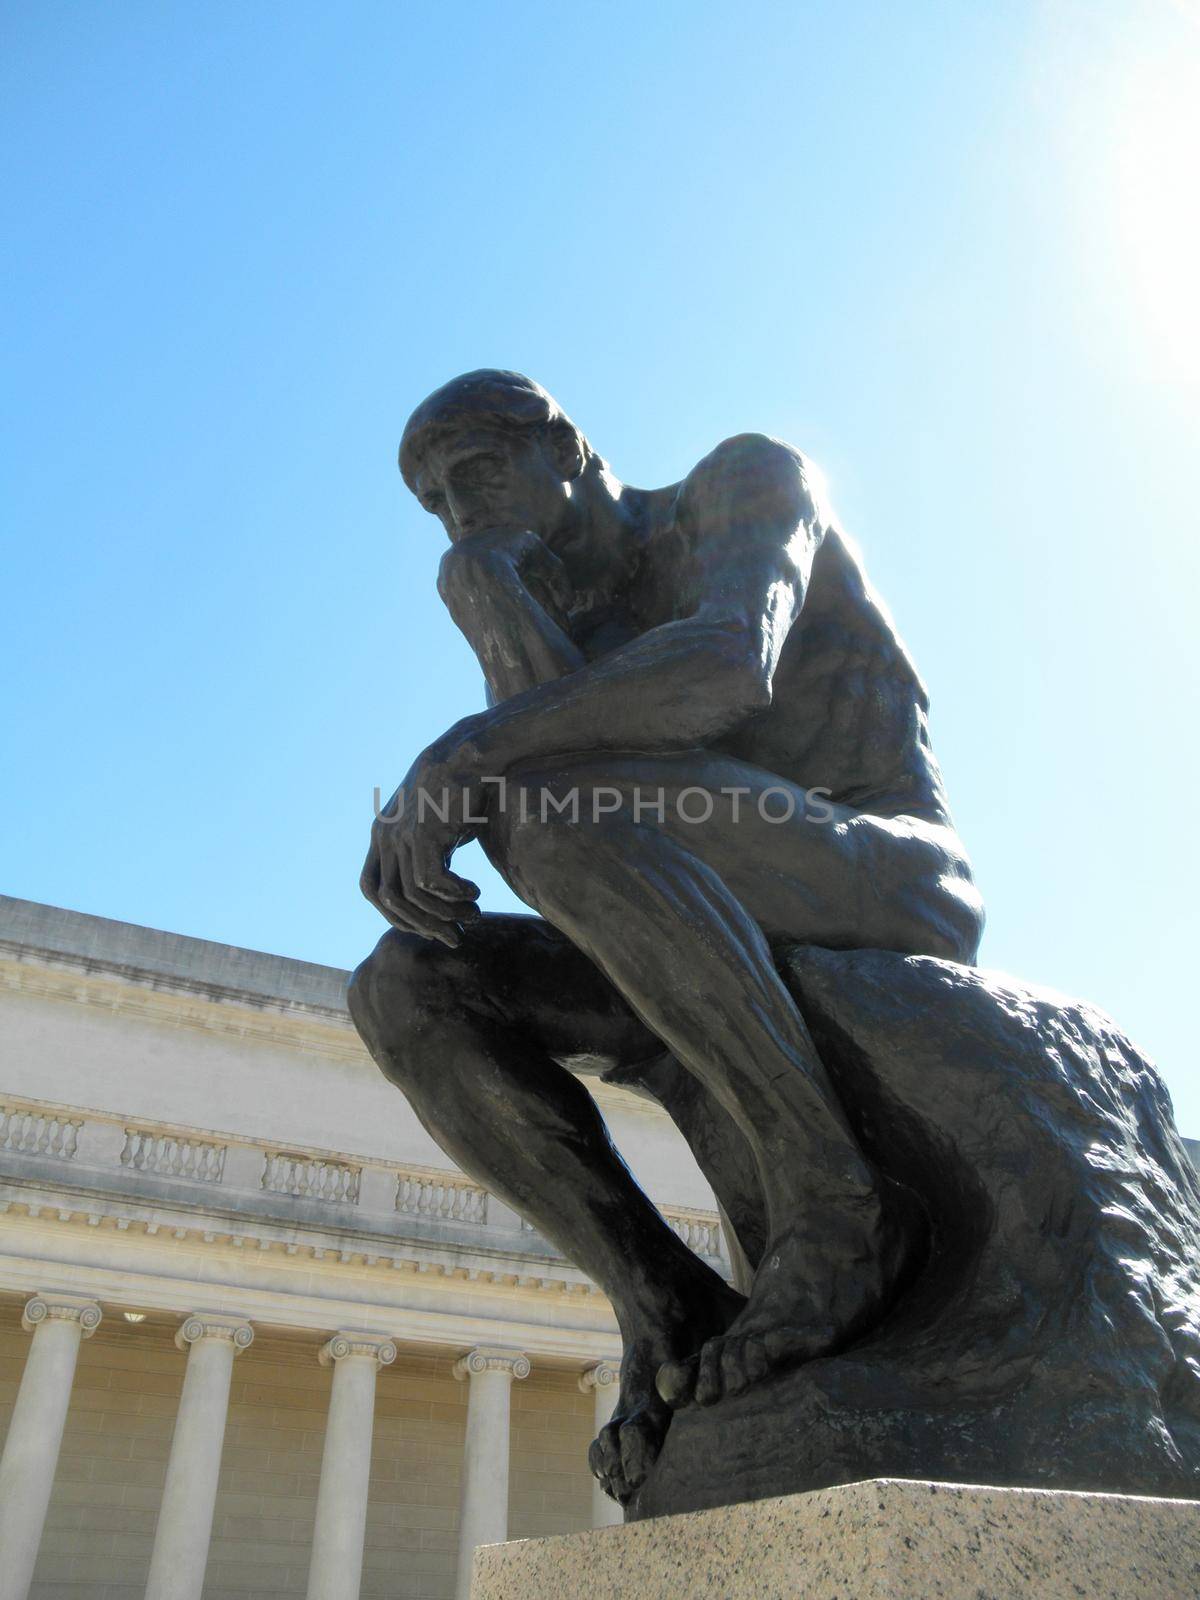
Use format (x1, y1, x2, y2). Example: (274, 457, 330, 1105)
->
(728, 652, 773, 719)
(743, 669, 774, 717)
(700, 624, 774, 720)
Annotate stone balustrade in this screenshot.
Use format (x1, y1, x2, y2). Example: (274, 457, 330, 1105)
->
(0, 1105, 82, 1162)
(0, 1094, 727, 1267)
(663, 1206, 724, 1258)
(120, 1126, 227, 1183)
(395, 1169, 489, 1224)
(261, 1150, 362, 1204)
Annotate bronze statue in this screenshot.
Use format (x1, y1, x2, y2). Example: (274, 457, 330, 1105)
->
(350, 371, 1200, 1515)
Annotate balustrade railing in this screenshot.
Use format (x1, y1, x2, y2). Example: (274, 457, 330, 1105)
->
(395, 1170, 488, 1225)
(663, 1207, 724, 1257)
(0, 1104, 82, 1162)
(120, 1128, 226, 1183)
(261, 1151, 361, 1205)
(0, 1100, 727, 1256)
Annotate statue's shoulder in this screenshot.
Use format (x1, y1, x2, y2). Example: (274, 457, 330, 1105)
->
(682, 430, 807, 486)
(675, 433, 825, 537)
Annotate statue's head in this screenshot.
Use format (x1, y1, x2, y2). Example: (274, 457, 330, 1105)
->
(399, 370, 594, 544)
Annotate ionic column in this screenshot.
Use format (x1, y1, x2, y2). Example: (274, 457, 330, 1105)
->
(579, 1361, 623, 1527)
(144, 1314, 254, 1600)
(0, 1292, 102, 1600)
(453, 1348, 529, 1600)
(305, 1332, 396, 1600)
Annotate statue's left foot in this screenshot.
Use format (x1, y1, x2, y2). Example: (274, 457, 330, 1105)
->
(591, 1279, 744, 1503)
(656, 1180, 922, 1408)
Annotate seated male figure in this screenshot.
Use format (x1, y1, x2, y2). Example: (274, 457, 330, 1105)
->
(350, 369, 984, 1503)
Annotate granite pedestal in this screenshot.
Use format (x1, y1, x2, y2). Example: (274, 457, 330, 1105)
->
(471, 1478, 1200, 1599)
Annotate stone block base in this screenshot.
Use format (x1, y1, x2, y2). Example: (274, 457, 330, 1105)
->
(471, 1478, 1200, 1599)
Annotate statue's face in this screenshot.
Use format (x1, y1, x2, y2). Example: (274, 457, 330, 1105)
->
(412, 426, 573, 545)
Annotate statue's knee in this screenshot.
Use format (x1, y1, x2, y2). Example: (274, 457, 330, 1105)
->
(904, 867, 985, 965)
(347, 930, 453, 1054)
(942, 875, 985, 964)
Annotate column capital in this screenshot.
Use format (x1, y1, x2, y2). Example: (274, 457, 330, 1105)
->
(454, 1346, 530, 1382)
(175, 1313, 254, 1353)
(578, 1359, 619, 1395)
(318, 1331, 397, 1368)
(22, 1292, 102, 1338)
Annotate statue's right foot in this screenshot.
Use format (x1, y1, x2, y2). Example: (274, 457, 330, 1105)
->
(656, 1179, 923, 1409)
(589, 1281, 744, 1505)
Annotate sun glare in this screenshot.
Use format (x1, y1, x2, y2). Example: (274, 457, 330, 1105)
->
(1112, 47, 1200, 388)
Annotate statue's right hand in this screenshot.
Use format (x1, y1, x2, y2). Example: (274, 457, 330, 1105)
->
(438, 529, 573, 630)
(359, 780, 480, 948)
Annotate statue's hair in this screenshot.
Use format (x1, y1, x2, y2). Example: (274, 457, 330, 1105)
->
(398, 369, 591, 490)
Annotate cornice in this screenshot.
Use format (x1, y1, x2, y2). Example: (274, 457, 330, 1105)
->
(0, 1254, 621, 1365)
(0, 952, 362, 1063)
(0, 1190, 604, 1300)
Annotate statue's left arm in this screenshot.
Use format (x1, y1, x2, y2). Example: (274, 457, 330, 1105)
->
(361, 436, 827, 938)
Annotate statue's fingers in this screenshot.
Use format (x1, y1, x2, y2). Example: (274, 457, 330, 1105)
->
(359, 852, 381, 907)
(374, 886, 434, 941)
(377, 846, 459, 947)
(428, 867, 480, 905)
(408, 835, 478, 910)
(397, 838, 467, 924)
(371, 851, 411, 928)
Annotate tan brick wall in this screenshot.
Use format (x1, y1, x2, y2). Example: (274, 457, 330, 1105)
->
(205, 1332, 332, 1600)
(360, 1351, 466, 1600)
(508, 1370, 594, 1542)
(0, 1301, 598, 1600)
(0, 1302, 182, 1600)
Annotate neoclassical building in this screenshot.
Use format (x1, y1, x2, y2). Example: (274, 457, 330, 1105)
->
(0, 895, 728, 1600)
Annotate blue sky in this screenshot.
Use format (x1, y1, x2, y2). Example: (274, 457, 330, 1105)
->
(4, 3, 1199, 1124)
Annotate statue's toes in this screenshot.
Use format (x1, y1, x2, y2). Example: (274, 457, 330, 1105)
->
(742, 1334, 772, 1384)
(655, 1353, 699, 1409)
(763, 1326, 798, 1365)
(618, 1410, 663, 1492)
(717, 1334, 769, 1399)
(589, 1420, 622, 1487)
(692, 1337, 724, 1406)
(661, 1327, 823, 1412)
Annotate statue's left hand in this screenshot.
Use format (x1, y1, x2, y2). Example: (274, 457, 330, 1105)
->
(360, 745, 483, 947)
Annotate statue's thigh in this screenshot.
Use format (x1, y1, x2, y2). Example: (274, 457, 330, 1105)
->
(692, 802, 954, 951)
(449, 912, 661, 1068)
(524, 753, 969, 954)
(669, 790, 976, 957)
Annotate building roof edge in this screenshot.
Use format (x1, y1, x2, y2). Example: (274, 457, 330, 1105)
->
(0, 894, 351, 1014)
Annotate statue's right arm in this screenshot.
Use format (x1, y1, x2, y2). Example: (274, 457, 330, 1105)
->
(437, 530, 586, 704)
